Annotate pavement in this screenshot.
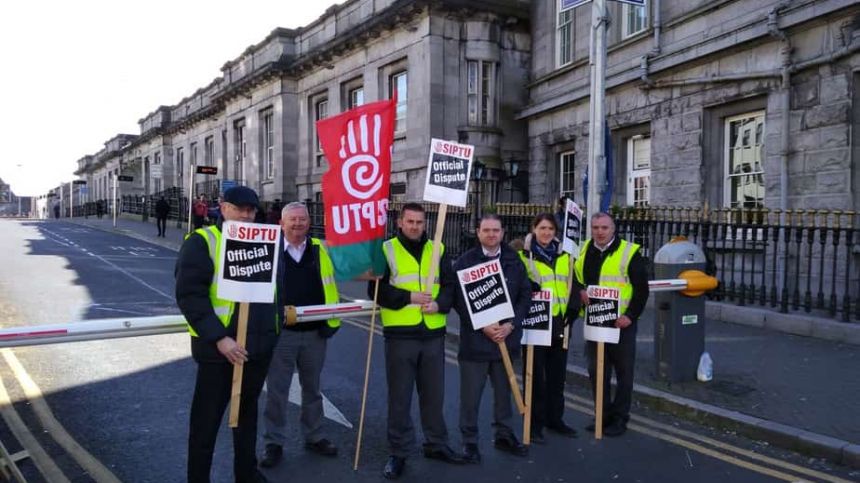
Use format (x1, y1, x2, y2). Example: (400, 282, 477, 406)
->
(61, 213, 860, 469)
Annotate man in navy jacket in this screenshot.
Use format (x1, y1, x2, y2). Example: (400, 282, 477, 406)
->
(450, 214, 532, 463)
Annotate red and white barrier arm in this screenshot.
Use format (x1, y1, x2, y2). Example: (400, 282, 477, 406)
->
(0, 301, 377, 348)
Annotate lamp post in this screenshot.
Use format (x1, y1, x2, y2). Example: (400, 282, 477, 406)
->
(504, 159, 520, 203)
(472, 160, 485, 223)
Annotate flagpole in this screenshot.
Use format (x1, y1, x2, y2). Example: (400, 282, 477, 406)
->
(353, 278, 380, 470)
(587, 0, 607, 236)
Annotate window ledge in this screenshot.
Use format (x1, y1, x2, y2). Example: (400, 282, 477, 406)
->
(457, 125, 503, 134)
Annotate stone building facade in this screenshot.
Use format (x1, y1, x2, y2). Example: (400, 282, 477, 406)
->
(522, 0, 860, 213)
(73, 0, 532, 208)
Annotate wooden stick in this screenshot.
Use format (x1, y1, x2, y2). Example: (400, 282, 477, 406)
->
(423, 204, 448, 293)
(523, 344, 534, 445)
(563, 254, 575, 350)
(595, 341, 605, 440)
(353, 278, 380, 470)
(228, 302, 250, 428)
(497, 341, 526, 415)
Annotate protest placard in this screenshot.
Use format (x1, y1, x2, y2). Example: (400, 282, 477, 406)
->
(457, 259, 514, 330)
(423, 138, 474, 207)
(521, 290, 553, 347)
(584, 285, 621, 344)
(216, 221, 282, 303)
(561, 199, 582, 255)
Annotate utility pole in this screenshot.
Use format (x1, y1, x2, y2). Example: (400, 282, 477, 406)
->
(586, 0, 608, 239)
(112, 173, 118, 228)
(69, 182, 73, 218)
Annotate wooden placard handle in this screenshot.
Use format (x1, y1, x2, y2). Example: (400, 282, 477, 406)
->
(228, 302, 250, 428)
(595, 341, 605, 440)
(498, 341, 526, 415)
(523, 344, 534, 444)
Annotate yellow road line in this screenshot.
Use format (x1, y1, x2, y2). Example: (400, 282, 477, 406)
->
(1, 349, 122, 483)
(344, 318, 837, 482)
(0, 371, 70, 482)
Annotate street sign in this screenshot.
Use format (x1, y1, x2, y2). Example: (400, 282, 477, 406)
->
(117, 175, 134, 182)
(72, 180, 87, 185)
(196, 166, 218, 175)
(150, 164, 163, 179)
(221, 180, 237, 193)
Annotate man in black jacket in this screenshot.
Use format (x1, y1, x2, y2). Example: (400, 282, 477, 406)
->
(572, 212, 649, 437)
(175, 186, 279, 483)
(371, 203, 463, 480)
(155, 196, 170, 237)
(451, 215, 531, 463)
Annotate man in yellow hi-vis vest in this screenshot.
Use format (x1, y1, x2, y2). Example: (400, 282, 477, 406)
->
(373, 203, 464, 480)
(175, 186, 280, 483)
(261, 202, 341, 468)
(573, 212, 649, 438)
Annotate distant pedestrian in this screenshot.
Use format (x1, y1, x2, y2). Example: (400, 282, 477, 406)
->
(207, 197, 220, 225)
(192, 195, 208, 230)
(155, 197, 170, 237)
(53, 203, 60, 219)
(96, 200, 105, 219)
(266, 199, 282, 225)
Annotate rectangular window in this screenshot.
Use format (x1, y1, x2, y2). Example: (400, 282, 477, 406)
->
(153, 152, 162, 192)
(467, 61, 497, 126)
(234, 120, 246, 182)
(390, 71, 407, 134)
(315, 99, 328, 168)
(556, 8, 573, 67)
(724, 111, 765, 210)
(559, 151, 576, 198)
(190, 143, 198, 168)
(262, 111, 274, 179)
(176, 147, 185, 182)
(349, 87, 364, 109)
(622, 3, 648, 39)
(626, 135, 651, 207)
(204, 136, 214, 166)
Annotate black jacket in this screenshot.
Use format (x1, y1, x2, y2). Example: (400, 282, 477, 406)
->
(155, 199, 170, 218)
(175, 223, 282, 363)
(451, 244, 531, 362)
(370, 231, 456, 339)
(570, 237, 650, 327)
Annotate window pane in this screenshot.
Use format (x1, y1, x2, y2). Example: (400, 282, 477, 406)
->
(481, 61, 492, 125)
(559, 151, 576, 197)
(726, 113, 765, 209)
(392, 72, 407, 132)
(557, 9, 572, 66)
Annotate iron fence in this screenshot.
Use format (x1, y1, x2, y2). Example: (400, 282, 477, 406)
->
(307, 201, 859, 322)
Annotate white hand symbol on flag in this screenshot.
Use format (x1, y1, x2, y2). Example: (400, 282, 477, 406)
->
(338, 114, 383, 200)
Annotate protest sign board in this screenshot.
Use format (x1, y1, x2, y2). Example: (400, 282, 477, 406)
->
(457, 259, 514, 330)
(561, 199, 583, 255)
(423, 138, 474, 207)
(584, 285, 621, 344)
(216, 221, 282, 303)
(521, 290, 553, 347)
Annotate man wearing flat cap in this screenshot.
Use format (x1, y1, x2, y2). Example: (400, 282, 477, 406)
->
(176, 186, 280, 483)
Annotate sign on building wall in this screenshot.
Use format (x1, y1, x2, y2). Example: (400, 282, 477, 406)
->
(150, 164, 163, 179)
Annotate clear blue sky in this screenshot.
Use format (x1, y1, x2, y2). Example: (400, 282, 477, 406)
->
(0, 1, 333, 196)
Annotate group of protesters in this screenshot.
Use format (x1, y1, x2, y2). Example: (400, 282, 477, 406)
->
(175, 186, 648, 483)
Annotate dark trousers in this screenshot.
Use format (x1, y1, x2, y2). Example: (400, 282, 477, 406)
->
(384, 336, 449, 458)
(586, 325, 637, 425)
(187, 355, 271, 483)
(522, 335, 568, 433)
(156, 216, 167, 236)
(459, 359, 514, 444)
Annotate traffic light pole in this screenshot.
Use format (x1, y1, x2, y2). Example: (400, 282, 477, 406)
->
(586, 0, 607, 239)
(113, 174, 118, 228)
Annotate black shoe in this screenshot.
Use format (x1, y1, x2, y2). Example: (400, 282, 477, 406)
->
(529, 429, 546, 445)
(250, 470, 268, 483)
(422, 444, 466, 464)
(305, 438, 338, 457)
(546, 421, 578, 438)
(586, 416, 613, 433)
(462, 443, 481, 464)
(494, 434, 528, 456)
(383, 456, 406, 480)
(604, 420, 628, 437)
(259, 444, 282, 468)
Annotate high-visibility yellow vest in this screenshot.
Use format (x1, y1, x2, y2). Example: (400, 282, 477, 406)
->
(518, 250, 570, 316)
(379, 237, 446, 329)
(309, 237, 341, 329)
(573, 239, 640, 315)
(189, 225, 279, 336)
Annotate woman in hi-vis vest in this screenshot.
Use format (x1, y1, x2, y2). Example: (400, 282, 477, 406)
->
(518, 213, 580, 443)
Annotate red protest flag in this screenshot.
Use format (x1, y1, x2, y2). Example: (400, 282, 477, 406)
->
(317, 99, 395, 279)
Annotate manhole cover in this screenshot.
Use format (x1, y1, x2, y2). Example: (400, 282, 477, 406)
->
(707, 380, 755, 397)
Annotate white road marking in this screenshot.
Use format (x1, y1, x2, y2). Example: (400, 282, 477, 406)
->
(263, 373, 353, 429)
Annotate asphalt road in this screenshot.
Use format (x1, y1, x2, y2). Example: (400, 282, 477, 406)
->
(0, 219, 855, 483)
